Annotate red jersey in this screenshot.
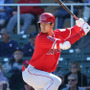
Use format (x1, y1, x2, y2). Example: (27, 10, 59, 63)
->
(29, 25, 85, 72)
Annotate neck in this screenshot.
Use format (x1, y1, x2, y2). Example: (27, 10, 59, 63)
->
(47, 30, 54, 37)
(73, 72, 78, 75)
(70, 86, 77, 90)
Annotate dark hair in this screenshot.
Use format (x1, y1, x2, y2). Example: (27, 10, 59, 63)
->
(68, 74, 78, 80)
(50, 23, 53, 25)
(38, 23, 54, 29)
(14, 47, 23, 52)
(69, 62, 81, 72)
(29, 32, 38, 38)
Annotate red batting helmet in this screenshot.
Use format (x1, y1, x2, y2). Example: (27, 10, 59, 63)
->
(37, 12, 55, 23)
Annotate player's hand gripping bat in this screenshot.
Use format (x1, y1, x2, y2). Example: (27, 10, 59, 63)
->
(55, 0, 79, 20)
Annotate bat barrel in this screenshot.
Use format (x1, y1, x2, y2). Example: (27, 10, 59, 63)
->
(55, 0, 79, 20)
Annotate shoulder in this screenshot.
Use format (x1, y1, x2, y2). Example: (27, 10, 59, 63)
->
(65, 72, 71, 77)
(23, 42, 30, 46)
(54, 29, 66, 33)
(36, 33, 48, 41)
(10, 40, 18, 43)
(9, 40, 19, 46)
(78, 72, 87, 78)
(54, 28, 71, 32)
(62, 87, 69, 90)
(37, 32, 47, 37)
(78, 87, 85, 90)
(58, 29, 67, 32)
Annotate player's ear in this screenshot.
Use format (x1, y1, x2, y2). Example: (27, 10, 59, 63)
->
(51, 23, 55, 28)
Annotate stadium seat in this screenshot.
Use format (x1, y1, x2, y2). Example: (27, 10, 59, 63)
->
(11, 34, 29, 48)
(0, 57, 9, 64)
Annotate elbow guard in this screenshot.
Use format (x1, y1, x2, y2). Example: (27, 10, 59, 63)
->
(60, 41, 71, 50)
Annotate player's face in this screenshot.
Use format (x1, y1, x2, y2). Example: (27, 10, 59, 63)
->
(40, 23, 54, 33)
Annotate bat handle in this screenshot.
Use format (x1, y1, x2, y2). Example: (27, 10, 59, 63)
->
(73, 15, 79, 20)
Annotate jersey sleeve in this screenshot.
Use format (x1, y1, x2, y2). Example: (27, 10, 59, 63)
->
(57, 25, 81, 40)
(65, 28, 85, 45)
(35, 34, 64, 49)
(36, 25, 85, 50)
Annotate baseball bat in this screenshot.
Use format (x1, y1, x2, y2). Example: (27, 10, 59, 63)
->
(55, 0, 79, 20)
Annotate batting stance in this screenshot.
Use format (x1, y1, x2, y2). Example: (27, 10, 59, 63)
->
(22, 12, 90, 90)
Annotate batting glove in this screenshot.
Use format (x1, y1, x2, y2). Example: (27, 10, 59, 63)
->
(60, 41, 71, 50)
(82, 23, 90, 35)
(76, 18, 84, 27)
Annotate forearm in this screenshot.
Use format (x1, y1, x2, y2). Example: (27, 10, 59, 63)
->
(70, 25, 81, 34)
(65, 19, 90, 45)
(65, 29, 85, 45)
(59, 18, 90, 50)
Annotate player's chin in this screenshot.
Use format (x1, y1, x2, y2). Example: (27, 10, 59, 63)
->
(41, 30, 47, 33)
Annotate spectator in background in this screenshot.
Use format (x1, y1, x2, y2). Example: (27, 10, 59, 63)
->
(0, 28, 19, 57)
(9, 48, 24, 70)
(6, 0, 44, 34)
(3, 48, 24, 90)
(3, 47, 24, 73)
(0, 0, 14, 30)
(64, 62, 87, 87)
(62, 74, 85, 90)
(54, 0, 83, 28)
(23, 32, 38, 57)
(83, 0, 90, 23)
(0, 63, 10, 90)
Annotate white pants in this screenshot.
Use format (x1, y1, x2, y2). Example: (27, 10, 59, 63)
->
(22, 65, 62, 90)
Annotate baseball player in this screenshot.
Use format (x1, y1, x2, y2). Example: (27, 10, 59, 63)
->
(22, 12, 90, 90)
